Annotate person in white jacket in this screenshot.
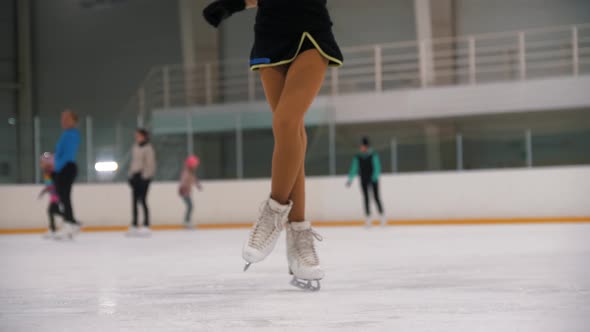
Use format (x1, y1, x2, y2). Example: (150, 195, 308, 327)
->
(127, 128, 156, 237)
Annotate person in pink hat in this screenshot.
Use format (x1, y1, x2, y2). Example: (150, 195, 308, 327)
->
(38, 152, 63, 239)
(178, 155, 203, 228)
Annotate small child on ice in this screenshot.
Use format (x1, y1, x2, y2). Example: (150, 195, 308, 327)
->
(38, 152, 63, 238)
(179, 155, 202, 228)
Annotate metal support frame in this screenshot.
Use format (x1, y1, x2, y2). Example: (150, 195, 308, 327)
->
(374, 45, 383, 92)
(390, 139, 398, 173)
(186, 112, 194, 156)
(236, 114, 244, 179)
(248, 69, 256, 101)
(33, 116, 41, 183)
(205, 63, 213, 105)
(328, 115, 336, 176)
(518, 32, 527, 80)
(572, 26, 579, 76)
(468, 37, 476, 84)
(138, 87, 145, 127)
(163, 66, 170, 108)
(456, 133, 463, 170)
(331, 67, 339, 96)
(86, 116, 94, 182)
(525, 129, 533, 168)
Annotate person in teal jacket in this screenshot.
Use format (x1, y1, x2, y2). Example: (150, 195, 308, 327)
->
(346, 137, 386, 227)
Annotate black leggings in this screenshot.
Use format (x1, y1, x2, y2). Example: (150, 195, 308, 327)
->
(56, 163, 77, 223)
(130, 177, 151, 227)
(361, 180, 384, 216)
(48, 203, 63, 231)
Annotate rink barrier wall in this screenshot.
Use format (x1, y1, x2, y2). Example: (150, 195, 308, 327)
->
(0, 166, 589, 233)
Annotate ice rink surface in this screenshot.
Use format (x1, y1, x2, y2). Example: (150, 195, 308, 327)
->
(1, 223, 589, 331)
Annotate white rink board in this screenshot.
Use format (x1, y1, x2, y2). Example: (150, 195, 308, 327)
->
(0, 224, 589, 331)
(0, 166, 589, 229)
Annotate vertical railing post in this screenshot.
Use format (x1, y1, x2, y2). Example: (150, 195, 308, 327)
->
(518, 32, 527, 80)
(328, 114, 336, 176)
(331, 67, 339, 96)
(33, 116, 40, 184)
(572, 26, 579, 76)
(468, 36, 476, 84)
(374, 45, 383, 92)
(418, 40, 430, 87)
(390, 138, 398, 173)
(525, 129, 533, 168)
(236, 113, 244, 179)
(456, 133, 463, 171)
(163, 65, 170, 109)
(205, 63, 213, 105)
(86, 116, 93, 182)
(248, 69, 256, 102)
(137, 87, 145, 127)
(186, 112, 193, 156)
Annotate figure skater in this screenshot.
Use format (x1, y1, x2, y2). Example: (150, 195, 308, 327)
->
(204, 0, 343, 291)
(179, 155, 203, 228)
(346, 136, 387, 227)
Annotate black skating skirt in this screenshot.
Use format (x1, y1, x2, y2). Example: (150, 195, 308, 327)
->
(249, 0, 343, 70)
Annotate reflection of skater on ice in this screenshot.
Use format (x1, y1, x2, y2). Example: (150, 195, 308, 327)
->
(178, 155, 203, 229)
(346, 136, 386, 228)
(38, 152, 64, 239)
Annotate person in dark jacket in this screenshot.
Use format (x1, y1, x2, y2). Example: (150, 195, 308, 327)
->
(346, 136, 386, 228)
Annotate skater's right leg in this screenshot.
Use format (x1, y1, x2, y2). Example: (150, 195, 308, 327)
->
(183, 196, 193, 224)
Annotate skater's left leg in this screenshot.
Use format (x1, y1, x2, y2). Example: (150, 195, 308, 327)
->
(270, 50, 328, 205)
(260, 65, 306, 222)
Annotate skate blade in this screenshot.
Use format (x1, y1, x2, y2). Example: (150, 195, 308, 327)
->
(290, 277, 321, 292)
(243, 262, 252, 272)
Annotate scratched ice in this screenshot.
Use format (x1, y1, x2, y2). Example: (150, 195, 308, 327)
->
(1, 224, 589, 331)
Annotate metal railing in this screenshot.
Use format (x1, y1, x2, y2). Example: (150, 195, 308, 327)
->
(120, 23, 590, 121)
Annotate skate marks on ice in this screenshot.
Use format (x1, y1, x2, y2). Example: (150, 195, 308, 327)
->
(1, 225, 590, 331)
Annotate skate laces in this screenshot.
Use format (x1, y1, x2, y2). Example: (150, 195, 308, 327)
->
(249, 201, 288, 250)
(293, 227, 323, 266)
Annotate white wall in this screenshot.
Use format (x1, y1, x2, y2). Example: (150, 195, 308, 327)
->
(1, 166, 589, 229)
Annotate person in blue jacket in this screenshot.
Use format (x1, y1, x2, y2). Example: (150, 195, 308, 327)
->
(346, 136, 386, 227)
(54, 110, 81, 239)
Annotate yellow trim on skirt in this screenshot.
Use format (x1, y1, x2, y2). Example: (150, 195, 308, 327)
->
(250, 31, 343, 71)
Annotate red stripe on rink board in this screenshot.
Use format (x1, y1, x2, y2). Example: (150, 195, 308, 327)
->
(1, 217, 590, 235)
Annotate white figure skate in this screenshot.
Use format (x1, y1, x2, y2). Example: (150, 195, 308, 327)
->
(242, 198, 292, 271)
(54, 223, 75, 240)
(286, 221, 324, 291)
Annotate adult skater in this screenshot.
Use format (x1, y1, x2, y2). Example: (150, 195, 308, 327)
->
(346, 136, 386, 227)
(127, 129, 156, 237)
(203, 0, 343, 290)
(53, 110, 81, 239)
(38, 152, 63, 239)
(178, 155, 203, 229)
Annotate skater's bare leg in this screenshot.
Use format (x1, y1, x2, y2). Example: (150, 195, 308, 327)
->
(260, 65, 308, 222)
(268, 50, 328, 206)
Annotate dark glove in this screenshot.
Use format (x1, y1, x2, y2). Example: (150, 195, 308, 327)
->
(203, 0, 246, 28)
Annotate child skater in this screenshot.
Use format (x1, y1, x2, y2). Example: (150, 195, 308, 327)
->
(179, 155, 203, 228)
(203, 0, 343, 291)
(346, 136, 387, 228)
(38, 152, 63, 239)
